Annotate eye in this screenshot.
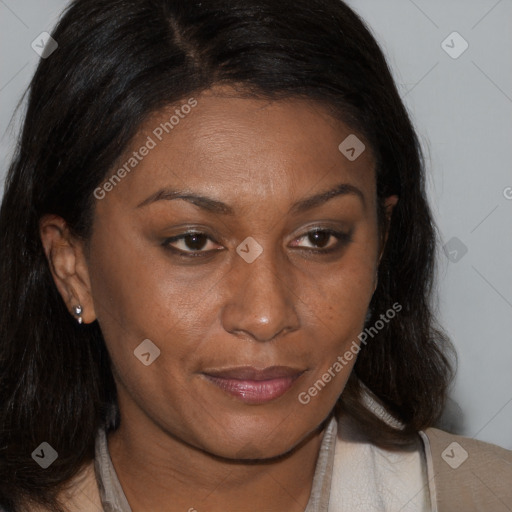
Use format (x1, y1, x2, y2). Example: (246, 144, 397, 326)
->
(291, 228, 353, 253)
(162, 231, 222, 257)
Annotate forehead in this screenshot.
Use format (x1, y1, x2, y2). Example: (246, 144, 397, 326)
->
(100, 87, 376, 212)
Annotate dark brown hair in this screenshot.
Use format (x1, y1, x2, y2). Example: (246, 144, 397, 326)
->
(0, 0, 454, 510)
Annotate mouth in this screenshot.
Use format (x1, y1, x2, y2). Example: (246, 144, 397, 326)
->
(201, 365, 306, 404)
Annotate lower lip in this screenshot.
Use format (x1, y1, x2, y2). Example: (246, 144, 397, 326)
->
(203, 374, 302, 404)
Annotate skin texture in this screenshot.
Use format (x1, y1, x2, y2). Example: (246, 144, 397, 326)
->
(40, 86, 398, 512)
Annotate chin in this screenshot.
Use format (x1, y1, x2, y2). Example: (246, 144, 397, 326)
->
(194, 414, 314, 461)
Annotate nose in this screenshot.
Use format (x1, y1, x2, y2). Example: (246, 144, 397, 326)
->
(221, 249, 300, 342)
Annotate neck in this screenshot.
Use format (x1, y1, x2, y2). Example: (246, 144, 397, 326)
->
(107, 412, 330, 512)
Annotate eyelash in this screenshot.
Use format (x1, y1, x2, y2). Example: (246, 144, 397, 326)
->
(162, 228, 353, 259)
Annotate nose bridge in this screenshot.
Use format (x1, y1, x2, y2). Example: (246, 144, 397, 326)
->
(221, 243, 300, 342)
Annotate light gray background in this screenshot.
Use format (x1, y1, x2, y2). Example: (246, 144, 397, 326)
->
(1, 0, 511, 449)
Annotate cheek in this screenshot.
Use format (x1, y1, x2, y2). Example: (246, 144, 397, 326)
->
(88, 217, 182, 324)
(298, 231, 378, 379)
(294, 274, 374, 411)
(86, 230, 200, 418)
(86, 226, 171, 361)
(87, 222, 220, 377)
(309, 237, 377, 329)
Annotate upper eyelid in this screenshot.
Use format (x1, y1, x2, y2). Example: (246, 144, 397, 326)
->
(168, 227, 343, 241)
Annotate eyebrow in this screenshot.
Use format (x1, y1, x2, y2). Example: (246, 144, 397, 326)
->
(136, 182, 365, 214)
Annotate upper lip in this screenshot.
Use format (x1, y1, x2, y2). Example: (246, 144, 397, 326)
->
(202, 365, 305, 381)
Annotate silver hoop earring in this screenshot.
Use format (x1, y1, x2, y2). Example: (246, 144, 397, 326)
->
(74, 304, 83, 324)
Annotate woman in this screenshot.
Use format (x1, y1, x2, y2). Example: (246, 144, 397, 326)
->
(0, 0, 510, 511)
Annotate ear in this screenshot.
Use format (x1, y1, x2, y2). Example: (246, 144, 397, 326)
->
(374, 194, 399, 292)
(39, 214, 96, 324)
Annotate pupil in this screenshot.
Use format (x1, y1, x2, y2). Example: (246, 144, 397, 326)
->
(185, 233, 207, 250)
(309, 230, 329, 248)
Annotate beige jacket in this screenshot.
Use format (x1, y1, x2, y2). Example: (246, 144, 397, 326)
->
(420, 427, 512, 511)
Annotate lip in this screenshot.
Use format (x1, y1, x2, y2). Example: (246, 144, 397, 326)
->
(202, 366, 305, 404)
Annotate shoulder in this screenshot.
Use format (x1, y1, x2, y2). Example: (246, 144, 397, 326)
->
(58, 459, 102, 511)
(421, 427, 512, 511)
(12, 460, 102, 512)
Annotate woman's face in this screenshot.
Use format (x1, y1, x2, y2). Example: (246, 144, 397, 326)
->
(74, 87, 395, 459)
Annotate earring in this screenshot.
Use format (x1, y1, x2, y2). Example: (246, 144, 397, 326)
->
(73, 304, 83, 324)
